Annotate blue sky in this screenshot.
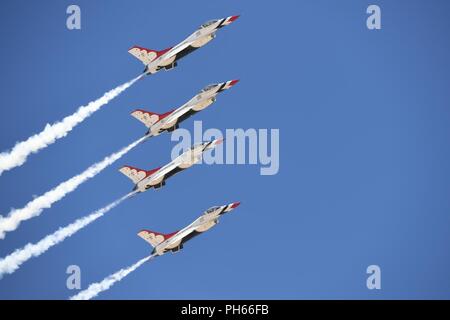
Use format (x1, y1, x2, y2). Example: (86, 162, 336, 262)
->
(1, 0, 450, 299)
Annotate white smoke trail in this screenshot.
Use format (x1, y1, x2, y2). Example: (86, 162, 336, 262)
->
(0, 74, 143, 175)
(70, 255, 154, 300)
(0, 136, 146, 239)
(0, 193, 133, 279)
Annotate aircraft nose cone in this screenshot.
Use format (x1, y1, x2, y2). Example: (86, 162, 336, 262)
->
(229, 15, 240, 23)
(229, 79, 239, 87)
(230, 202, 241, 209)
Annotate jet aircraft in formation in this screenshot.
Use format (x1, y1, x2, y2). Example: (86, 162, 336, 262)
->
(128, 15, 239, 75)
(119, 138, 223, 192)
(131, 80, 239, 137)
(138, 202, 240, 256)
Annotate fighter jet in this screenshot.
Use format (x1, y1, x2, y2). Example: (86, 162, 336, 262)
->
(128, 15, 239, 75)
(138, 202, 240, 256)
(131, 80, 239, 137)
(119, 138, 223, 192)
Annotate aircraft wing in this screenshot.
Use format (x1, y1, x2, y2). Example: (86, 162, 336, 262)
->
(161, 107, 192, 125)
(163, 41, 194, 60)
(151, 160, 183, 182)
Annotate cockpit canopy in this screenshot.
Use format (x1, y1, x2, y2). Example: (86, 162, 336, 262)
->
(204, 206, 221, 215)
(200, 19, 218, 29)
(201, 84, 217, 92)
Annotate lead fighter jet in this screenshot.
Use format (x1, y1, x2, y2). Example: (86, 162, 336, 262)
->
(138, 202, 240, 256)
(128, 15, 239, 75)
(119, 138, 222, 192)
(131, 79, 239, 137)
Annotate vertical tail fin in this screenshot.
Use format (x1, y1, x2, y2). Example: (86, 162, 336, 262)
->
(119, 165, 148, 184)
(118, 165, 161, 184)
(137, 230, 178, 247)
(128, 46, 172, 65)
(131, 109, 174, 128)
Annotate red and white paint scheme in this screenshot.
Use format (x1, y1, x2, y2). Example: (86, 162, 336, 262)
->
(131, 80, 239, 137)
(138, 202, 240, 256)
(128, 15, 239, 75)
(119, 138, 223, 192)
